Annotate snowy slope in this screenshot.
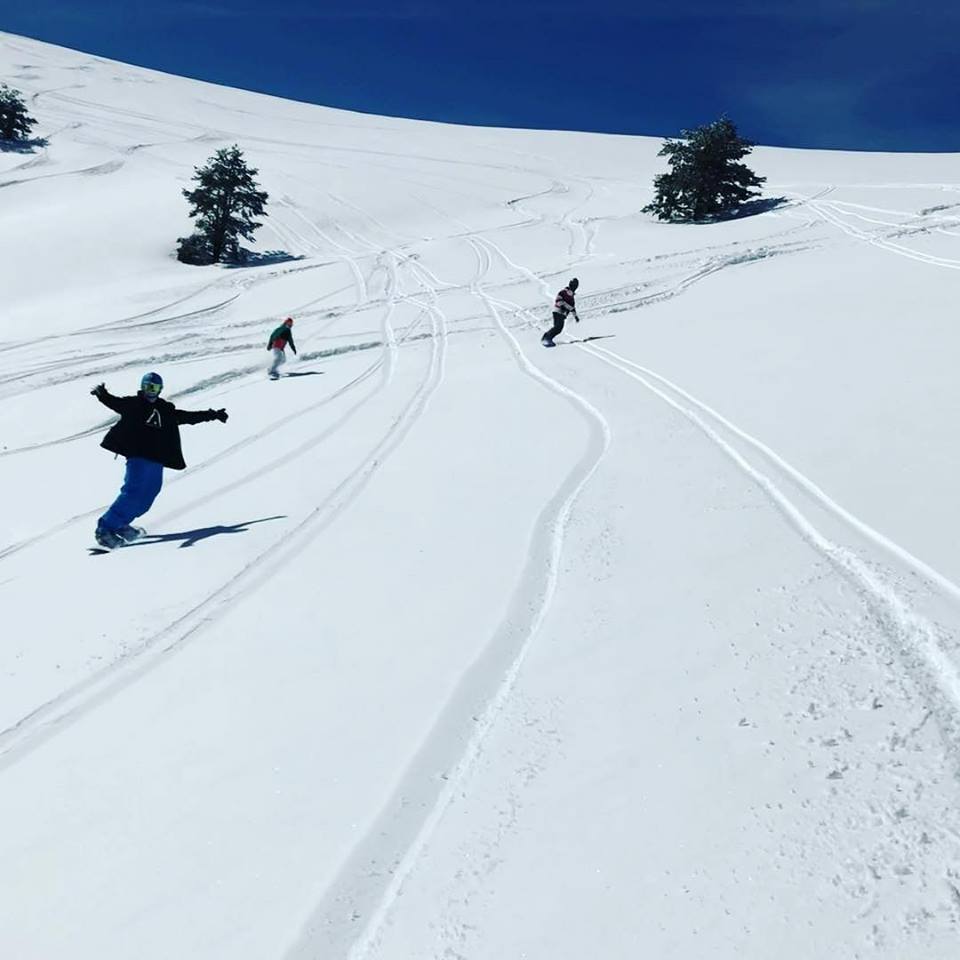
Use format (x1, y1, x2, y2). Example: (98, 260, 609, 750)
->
(3, 30, 960, 960)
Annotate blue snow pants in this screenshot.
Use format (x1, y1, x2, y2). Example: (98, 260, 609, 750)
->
(99, 457, 164, 531)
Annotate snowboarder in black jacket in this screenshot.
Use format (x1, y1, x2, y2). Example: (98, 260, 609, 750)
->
(91, 371, 227, 549)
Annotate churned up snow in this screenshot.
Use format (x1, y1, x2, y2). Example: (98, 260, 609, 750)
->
(2, 30, 960, 960)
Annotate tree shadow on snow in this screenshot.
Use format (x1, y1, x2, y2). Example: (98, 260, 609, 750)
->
(711, 196, 790, 222)
(134, 515, 285, 549)
(0, 136, 48, 154)
(223, 250, 305, 269)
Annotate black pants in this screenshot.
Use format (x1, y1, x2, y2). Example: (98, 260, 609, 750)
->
(542, 312, 566, 342)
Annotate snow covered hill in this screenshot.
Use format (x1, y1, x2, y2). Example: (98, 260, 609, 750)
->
(3, 30, 960, 959)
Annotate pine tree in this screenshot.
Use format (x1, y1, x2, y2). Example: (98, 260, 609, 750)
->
(643, 117, 765, 222)
(0, 84, 38, 142)
(177, 145, 268, 264)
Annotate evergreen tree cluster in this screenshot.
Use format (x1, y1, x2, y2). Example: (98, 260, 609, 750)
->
(644, 117, 765, 222)
(177, 145, 269, 265)
(0, 84, 37, 142)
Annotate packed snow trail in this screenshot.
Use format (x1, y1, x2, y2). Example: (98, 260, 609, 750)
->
(584, 343, 960, 606)
(579, 343, 960, 721)
(283, 237, 610, 960)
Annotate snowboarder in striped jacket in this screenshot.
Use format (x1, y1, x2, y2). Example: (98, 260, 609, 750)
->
(541, 278, 580, 347)
(267, 317, 297, 379)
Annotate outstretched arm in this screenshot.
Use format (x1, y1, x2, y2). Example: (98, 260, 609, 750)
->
(90, 383, 127, 414)
(175, 407, 229, 425)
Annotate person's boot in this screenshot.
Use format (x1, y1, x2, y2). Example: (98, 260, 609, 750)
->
(116, 525, 146, 543)
(94, 524, 126, 550)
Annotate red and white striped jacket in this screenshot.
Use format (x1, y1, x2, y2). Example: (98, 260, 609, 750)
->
(554, 286, 578, 318)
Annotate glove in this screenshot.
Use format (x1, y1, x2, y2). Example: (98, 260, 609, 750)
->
(575, 316, 580, 323)
(91, 382, 106, 398)
(213, 409, 228, 423)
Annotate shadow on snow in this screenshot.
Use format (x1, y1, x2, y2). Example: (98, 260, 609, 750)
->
(134, 514, 285, 549)
(711, 196, 790, 222)
(557, 334, 617, 345)
(0, 137, 48, 154)
(223, 250, 305, 269)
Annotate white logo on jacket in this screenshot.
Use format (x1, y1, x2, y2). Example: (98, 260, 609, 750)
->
(145, 408, 162, 429)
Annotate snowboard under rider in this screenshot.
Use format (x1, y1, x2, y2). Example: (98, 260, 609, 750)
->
(541, 278, 581, 347)
(267, 317, 297, 379)
(91, 372, 228, 549)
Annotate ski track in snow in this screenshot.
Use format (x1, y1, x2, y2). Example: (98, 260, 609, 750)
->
(819, 199, 960, 241)
(469, 206, 960, 740)
(0, 336, 393, 562)
(0, 201, 464, 562)
(579, 343, 960, 735)
(282, 233, 610, 960)
(790, 185, 960, 270)
(0, 252, 447, 768)
(585, 345, 960, 608)
(275, 196, 372, 306)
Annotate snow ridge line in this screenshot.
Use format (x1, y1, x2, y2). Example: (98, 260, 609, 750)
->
(579, 344, 960, 716)
(0, 271, 447, 770)
(331, 239, 610, 960)
(588, 343, 960, 607)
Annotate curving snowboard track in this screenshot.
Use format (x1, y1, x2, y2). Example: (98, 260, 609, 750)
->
(282, 234, 611, 960)
(0, 243, 447, 768)
(579, 344, 960, 725)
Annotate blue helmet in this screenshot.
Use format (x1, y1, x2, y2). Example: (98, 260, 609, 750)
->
(140, 371, 163, 399)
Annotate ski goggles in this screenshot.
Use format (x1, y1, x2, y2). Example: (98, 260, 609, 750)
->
(141, 381, 163, 397)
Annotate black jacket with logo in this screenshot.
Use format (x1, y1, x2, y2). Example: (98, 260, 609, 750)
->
(95, 389, 220, 470)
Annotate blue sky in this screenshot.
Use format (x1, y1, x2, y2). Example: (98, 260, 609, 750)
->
(4, 1, 958, 150)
